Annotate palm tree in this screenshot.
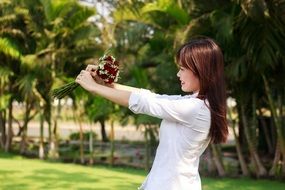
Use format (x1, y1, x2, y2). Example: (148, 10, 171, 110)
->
(18, 0, 100, 159)
(0, 0, 27, 151)
(230, 0, 285, 177)
(0, 0, 101, 158)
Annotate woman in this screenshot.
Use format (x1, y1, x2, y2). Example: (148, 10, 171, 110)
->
(75, 37, 228, 190)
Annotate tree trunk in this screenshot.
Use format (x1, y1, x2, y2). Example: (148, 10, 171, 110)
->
(233, 124, 250, 176)
(241, 104, 267, 177)
(144, 125, 151, 171)
(39, 105, 45, 159)
(47, 52, 59, 160)
(205, 147, 215, 175)
(77, 111, 84, 164)
(258, 109, 274, 154)
(263, 75, 285, 177)
(50, 100, 60, 159)
(20, 102, 30, 154)
(47, 102, 58, 160)
(99, 119, 109, 142)
(0, 111, 6, 149)
(228, 107, 249, 176)
(211, 144, 226, 177)
(269, 141, 281, 176)
(109, 120, 115, 166)
(89, 124, 94, 165)
(5, 84, 13, 152)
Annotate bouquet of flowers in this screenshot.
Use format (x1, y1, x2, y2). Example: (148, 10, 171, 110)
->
(52, 54, 119, 99)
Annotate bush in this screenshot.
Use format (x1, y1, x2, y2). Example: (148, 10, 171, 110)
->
(69, 131, 98, 141)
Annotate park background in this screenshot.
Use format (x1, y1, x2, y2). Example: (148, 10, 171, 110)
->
(0, 0, 285, 189)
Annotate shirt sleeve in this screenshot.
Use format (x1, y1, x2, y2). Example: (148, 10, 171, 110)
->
(128, 89, 204, 126)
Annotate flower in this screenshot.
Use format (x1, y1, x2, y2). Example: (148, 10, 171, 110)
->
(52, 54, 120, 99)
(96, 55, 119, 84)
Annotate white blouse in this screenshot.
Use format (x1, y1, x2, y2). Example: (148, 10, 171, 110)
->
(128, 89, 211, 190)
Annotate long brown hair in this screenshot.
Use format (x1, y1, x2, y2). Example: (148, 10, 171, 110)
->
(176, 37, 228, 144)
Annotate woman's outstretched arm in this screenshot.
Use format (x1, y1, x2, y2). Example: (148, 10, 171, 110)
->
(75, 70, 132, 107)
(112, 83, 139, 92)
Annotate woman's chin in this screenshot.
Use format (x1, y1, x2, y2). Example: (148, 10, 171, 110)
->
(181, 86, 192, 93)
(181, 87, 188, 92)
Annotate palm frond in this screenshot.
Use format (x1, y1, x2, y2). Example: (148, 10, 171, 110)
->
(0, 66, 13, 83)
(188, 0, 231, 17)
(0, 14, 17, 26)
(177, 12, 212, 45)
(239, 0, 267, 22)
(0, 28, 25, 39)
(87, 96, 114, 119)
(210, 9, 235, 46)
(70, 45, 101, 60)
(225, 55, 248, 81)
(65, 6, 96, 29)
(18, 4, 45, 40)
(17, 73, 37, 98)
(0, 37, 22, 59)
(21, 54, 49, 76)
(237, 13, 284, 71)
(69, 25, 99, 43)
(39, 0, 57, 22)
(113, 6, 156, 27)
(141, 0, 189, 25)
(129, 66, 149, 88)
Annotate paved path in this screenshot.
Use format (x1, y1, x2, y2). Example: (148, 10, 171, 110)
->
(13, 121, 145, 141)
(13, 121, 234, 144)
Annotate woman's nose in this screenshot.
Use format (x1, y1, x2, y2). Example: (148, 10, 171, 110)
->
(177, 71, 180, 77)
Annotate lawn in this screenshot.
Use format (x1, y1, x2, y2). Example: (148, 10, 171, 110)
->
(1, 151, 285, 190)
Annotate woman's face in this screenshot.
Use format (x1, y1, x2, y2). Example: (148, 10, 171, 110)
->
(177, 66, 200, 93)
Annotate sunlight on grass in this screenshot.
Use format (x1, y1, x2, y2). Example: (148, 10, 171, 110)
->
(0, 152, 146, 190)
(1, 152, 285, 190)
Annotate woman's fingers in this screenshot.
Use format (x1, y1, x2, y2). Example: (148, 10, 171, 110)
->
(76, 70, 86, 81)
(94, 75, 105, 85)
(86, 64, 97, 72)
(77, 70, 102, 84)
(90, 70, 97, 78)
(86, 65, 98, 80)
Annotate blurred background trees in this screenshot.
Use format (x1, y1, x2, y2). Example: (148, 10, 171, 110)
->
(0, 0, 284, 179)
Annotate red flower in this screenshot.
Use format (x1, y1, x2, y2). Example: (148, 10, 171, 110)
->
(103, 55, 114, 62)
(96, 54, 119, 84)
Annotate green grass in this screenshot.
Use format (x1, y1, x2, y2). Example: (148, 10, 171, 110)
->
(1, 151, 285, 190)
(0, 152, 145, 190)
(202, 178, 285, 190)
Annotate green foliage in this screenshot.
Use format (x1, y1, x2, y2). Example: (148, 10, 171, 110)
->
(0, 37, 22, 59)
(86, 95, 115, 122)
(17, 73, 37, 98)
(0, 94, 11, 111)
(141, 0, 189, 25)
(69, 131, 97, 141)
(0, 66, 13, 82)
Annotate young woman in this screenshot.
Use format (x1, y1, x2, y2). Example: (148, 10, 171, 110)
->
(75, 37, 228, 190)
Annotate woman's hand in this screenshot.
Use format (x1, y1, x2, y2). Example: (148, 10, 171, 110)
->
(76, 69, 131, 107)
(85, 64, 114, 88)
(75, 70, 98, 92)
